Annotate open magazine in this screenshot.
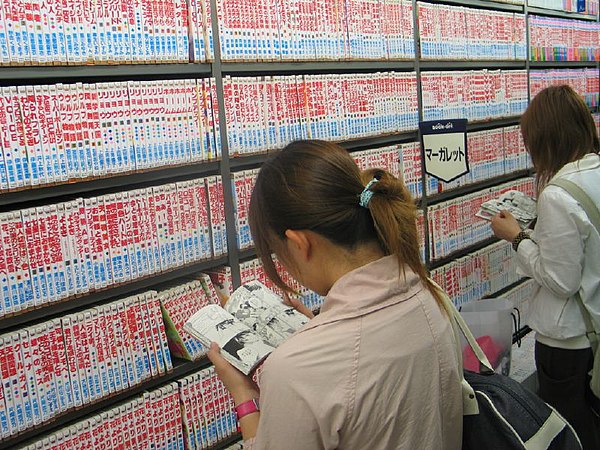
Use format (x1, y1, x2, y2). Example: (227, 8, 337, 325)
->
(184, 281, 310, 374)
(476, 190, 537, 229)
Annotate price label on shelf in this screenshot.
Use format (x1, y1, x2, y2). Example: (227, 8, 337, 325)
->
(419, 119, 469, 183)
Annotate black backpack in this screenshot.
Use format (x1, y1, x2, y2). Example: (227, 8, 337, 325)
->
(434, 282, 583, 450)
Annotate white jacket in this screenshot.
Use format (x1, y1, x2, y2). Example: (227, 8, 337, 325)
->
(516, 153, 600, 348)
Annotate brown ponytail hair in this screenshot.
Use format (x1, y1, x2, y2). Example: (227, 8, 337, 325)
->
(248, 140, 443, 306)
(520, 85, 599, 191)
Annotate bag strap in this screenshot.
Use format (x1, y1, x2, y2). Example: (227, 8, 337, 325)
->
(548, 178, 600, 354)
(429, 279, 494, 415)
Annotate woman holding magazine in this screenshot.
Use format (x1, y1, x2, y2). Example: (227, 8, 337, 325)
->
(208, 140, 463, 449)
(491, 85, 600, 449)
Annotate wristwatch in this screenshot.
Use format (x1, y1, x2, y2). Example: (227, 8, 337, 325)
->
(512, 231, 531, 252)
(235, 398, 260, 420)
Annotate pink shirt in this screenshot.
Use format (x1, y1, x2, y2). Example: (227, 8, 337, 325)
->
(246, 255, 463, 449)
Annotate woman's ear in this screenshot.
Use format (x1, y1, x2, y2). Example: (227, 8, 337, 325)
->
(284, 229, 311, 262)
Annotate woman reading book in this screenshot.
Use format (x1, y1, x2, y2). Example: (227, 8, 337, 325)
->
(208, 140, 463, 449)
(491, 85, 600, 449)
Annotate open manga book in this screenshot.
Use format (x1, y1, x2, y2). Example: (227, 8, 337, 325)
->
(184, 281, 309, 374)
(476, 190, 537, 229)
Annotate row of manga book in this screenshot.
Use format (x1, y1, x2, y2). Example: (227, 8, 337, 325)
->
(0, 291, 172, 440)
(231, 169, 258, 251)
(159, 276, 222, 361)
(351, 142, 424, 199)
(529, 68, 600, 108)
(239, 258, 325, 312)
(421, 70, 529, 122)
(430, 240, 522, 307)
(223, 73, 419, 155)
(16, 366, 242, 450)
(0, 176, 227, 318)
(529, 15, 600, 61)
(0, 0, 199, 65)
(418, 3, 527, 60)
(0, 79, 220, 192)
(217, 0, 415, 61)
(426, 125, 532, 195)
(528, 0, 598, 14)
(0, 0, 597, 66)
(427, 177, 536, 261)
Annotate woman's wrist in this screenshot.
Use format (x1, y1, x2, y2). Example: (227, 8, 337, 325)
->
(232, 388, 260, 406)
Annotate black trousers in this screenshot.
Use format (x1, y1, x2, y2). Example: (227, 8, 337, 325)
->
(535, 341, 600, 450)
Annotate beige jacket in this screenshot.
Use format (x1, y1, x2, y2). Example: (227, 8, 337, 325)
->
(246, 255, 463, 449)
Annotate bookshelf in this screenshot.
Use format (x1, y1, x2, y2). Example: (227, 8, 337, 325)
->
(0, 0, 598, 447)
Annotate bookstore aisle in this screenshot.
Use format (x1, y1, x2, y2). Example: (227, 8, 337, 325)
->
(0, 0, 598, 448)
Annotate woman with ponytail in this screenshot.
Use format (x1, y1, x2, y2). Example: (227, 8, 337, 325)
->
(208, 140, 463, 449)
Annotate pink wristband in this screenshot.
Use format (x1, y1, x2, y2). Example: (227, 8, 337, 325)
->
(235, 398, 260, 420)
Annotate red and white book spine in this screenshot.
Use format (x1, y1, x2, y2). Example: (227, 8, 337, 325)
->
(93, 305, 112, 396)
(190, 371, 206, 448)
(175, 181, 195, 264)
(199, 368, 216, 446)
(141, 188, 157, 276)
(147, 292, 173, 373)
(178, 377, 195, 449)
(84, 310, 103, 401)
(57, 203, 76, 299)
(104, 194, 125, 285)
(1, 333, 23, 434)
(114, 301, 134, 390)
(130, 189, 149, 279)
(38, 322, 61, 420)
(48, 318, 71, 414)
(20, 85, 47, 186)
(72, 312, 92, 405)
(122, 296, 142, 386)
(120, 191, 137, 282)
(60, 315, 82, 408)
(19, 208, 46, 309)
(72, 198, 92, 294)
(35, 206, 56, 305)
(85, 197, 109, 290)
(142, 391, 157, 447)
(124, 296, 145, 384)
(165, 183, 184, 269)
(2, 212, 33, 312)
(46, 204, 68, 301)
(152, 184, 170, 272)
(138, 294, 159, 378)
(17, 328, 37, 429)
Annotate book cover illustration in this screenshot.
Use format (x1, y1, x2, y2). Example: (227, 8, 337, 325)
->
(184, 281, 309, 374)
(476, 189, 536, 228)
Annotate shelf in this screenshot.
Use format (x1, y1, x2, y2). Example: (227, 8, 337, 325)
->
(221, 60, 416, 74)
(239, 247, 258, 261)
(420, 0, 524, 12)
(340, 131, 419, 150)
(419, 60, 527, 70)
(229, 131, 419, 170)
(529, 61, 599, 68)
(428, 236, 500, 270)
(0, 63, 212, 83)
(0, 357, 235, 450)
(0, 161, 221, 208)
(528, 6, 598, 20)
(230, 153, 270, 170)
(484, 277, 529, 299)
(0, 256, 228, 333)
(427, 170, 532, 205)
(466, 116, 522, 131)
